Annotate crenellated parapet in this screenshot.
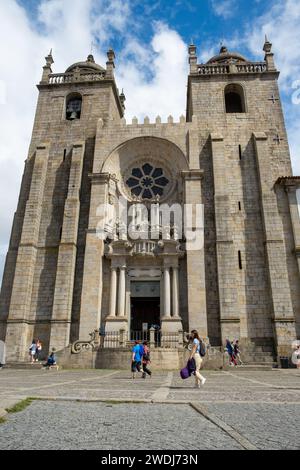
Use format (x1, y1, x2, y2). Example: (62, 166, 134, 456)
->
(108, 114, 189, 127)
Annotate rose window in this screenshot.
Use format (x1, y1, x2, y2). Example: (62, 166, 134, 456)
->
(126, 164, 169, 199)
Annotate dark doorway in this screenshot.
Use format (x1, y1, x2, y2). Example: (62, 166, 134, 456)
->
(130, 297, 160, 332)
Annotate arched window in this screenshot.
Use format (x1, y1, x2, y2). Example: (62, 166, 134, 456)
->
(225, 84, 245, 113)
(66, 93, 82, 120)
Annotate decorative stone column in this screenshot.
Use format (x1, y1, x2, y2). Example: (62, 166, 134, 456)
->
(117, 266, 126, 317)
(163, 267, 171, 318)
(172, 267, 180, 318)
(104, 245, 129, 335)
(109, 267, 118, 318)
(160, 250, 183, 335)
(151, 202, 160, 239)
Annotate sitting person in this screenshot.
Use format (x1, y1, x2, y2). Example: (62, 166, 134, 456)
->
(43, 348, 59, 370)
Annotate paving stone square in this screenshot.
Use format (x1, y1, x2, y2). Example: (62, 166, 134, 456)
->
(0, 368, 299, 450)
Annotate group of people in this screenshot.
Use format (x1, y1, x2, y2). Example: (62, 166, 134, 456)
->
(131, 340, 152, 379)
(29, 340, 58, 369)
(225, 339, 243, 366)
(131, 330, 208, 388)
(28, 339, 43, 363)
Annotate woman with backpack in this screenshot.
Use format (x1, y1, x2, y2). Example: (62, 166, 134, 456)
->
(189, 330, 206, 388)
(142, 341, 152, 379)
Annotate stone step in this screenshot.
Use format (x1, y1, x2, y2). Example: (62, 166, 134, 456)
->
(240, 351, 275, 356)
(241, 344, 275, 351)
(225, 363, 278, 371)
(241, 355, 276, 362)
(5, 362, 45, 370)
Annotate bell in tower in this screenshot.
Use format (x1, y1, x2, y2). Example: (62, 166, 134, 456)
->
(66, 95, 82, 120)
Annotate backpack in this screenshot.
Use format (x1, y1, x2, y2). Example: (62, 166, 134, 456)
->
(199, 341, 206, 357)
(143, 347, 150, 362)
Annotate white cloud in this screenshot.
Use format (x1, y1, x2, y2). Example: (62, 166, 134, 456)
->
(1, 0, 300, 285)
(241, 0, 300, 174)
(207, 0, 300, 175)
(244, 0, 300, 90)
(0, 1, 188, 283)
(116, 22, 187, 121)
(211, 0, 237, 19)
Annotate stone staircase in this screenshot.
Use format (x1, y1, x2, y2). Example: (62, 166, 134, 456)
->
(4, 361, 46, 370)
(235, 340, 278, 369)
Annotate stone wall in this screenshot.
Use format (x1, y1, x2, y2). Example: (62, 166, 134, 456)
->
(0, 77, 123, 360)
(187, 70, 296, 353)
(1, 48, 299, 362)
(56, 346, 224, 370)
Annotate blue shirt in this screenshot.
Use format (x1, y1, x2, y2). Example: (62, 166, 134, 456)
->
(132, 345, 142, 363)
(193, 338, 200, 353)
(47, 354, 56, 365)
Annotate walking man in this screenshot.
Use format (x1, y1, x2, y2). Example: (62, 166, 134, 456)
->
(131, 341, 142, 379)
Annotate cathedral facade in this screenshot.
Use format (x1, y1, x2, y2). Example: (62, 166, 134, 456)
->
(1, 39, 300, 363)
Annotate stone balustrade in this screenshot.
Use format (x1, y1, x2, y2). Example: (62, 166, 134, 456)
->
(236, 62, 267, 73)
(198, 64, 229, 75)
(133, 240, 157, 255)
(48, 71, 106, 85)
(197, 62, 267, 75)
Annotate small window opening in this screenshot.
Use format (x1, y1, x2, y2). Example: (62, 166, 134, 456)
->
(225, 84, 245, 113)
(238, 250, 243, 270)
(66, 94, 82, 120)
(239, 145, 242, 160)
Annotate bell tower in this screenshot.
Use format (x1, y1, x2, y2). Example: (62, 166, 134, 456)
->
(0, 49, 125, 360)
(186, 39, 299, 357)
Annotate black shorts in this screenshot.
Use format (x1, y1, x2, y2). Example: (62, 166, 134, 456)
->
(131, 361, 141, 373)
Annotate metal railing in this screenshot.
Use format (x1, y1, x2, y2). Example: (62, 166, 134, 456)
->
(99, 329, 184, 349)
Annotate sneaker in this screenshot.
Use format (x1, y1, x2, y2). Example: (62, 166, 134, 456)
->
(201, 378, 206, 386)
(194, 383, 201, 389)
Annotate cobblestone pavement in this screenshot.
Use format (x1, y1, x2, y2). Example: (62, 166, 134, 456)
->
(0, 368, 299, 450)
(0, 401, 243, 450)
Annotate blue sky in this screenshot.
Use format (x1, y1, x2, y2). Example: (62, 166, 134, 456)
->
(0, 0, 300, 282)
